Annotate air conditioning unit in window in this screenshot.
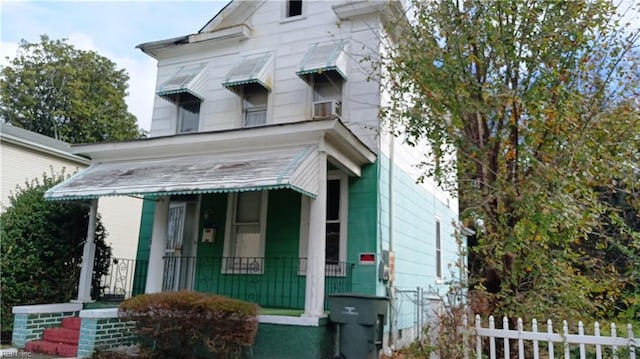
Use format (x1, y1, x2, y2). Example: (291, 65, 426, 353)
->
(313, 100, 341, 119)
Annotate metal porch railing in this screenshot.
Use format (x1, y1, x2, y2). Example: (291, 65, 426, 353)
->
(94, 258, 148, 301)
(162, 256, 354, 310)
(94, 256, 353, 309)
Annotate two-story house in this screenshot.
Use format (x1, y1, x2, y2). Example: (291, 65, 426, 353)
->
(17, 1, 461, 357)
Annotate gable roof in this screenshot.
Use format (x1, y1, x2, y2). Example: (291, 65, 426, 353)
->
(0, 123, 89, 164)
(137, 0, 259, 59)
(198, 0, 263, 34)
(137, 1, 405, 59)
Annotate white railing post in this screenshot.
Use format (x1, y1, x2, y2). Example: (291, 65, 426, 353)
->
(532, 319, 539, 359)
(594, 322, 602, 359)
(563, 320, 570, 359)
(503, 316, 510, 359)
(612, 323, 619, 359)
(489, 316, 496, 359)
(476, 315, 482, 359)
(628, 323, 636, 359)
(548, 319, 555, 359)
(517, 318, 524, 359)
(579, 321, 586, 359)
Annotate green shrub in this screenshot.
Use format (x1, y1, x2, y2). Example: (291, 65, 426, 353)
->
(0, 171, 111, 331)
(119, 291, 259, 359)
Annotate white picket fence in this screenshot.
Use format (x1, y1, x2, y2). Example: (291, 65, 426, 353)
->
(465, 315, 637, 359)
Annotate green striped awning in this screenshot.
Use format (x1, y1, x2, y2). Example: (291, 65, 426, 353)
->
(297, 41, 348, 80)
(44, 145, 319, 201)
(157, 63, 206, 103)
(222, 52, 273, 92)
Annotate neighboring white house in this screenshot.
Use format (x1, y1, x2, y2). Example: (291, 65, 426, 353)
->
(0, 122, 142, 260)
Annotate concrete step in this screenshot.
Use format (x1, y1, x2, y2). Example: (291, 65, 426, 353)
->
(24, 340, 78, 357)
(42, 327, 79, 345)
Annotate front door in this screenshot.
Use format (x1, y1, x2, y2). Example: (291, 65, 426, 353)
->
(162, 201, 199, 291)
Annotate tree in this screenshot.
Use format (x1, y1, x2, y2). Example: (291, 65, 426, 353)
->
(0, 35, 143, 144)
(382, 0, 640, 321)
(0, 172, 112, 332)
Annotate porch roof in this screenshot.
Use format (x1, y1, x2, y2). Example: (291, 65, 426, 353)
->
(44, 145, 320, 201)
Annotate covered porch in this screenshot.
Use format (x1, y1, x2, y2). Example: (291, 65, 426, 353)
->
(45, 119, 376, 317)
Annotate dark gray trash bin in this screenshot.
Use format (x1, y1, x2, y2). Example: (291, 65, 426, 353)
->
(328, 293, 389, 359)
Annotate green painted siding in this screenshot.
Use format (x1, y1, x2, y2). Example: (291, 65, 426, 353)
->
(135, 199, 156, 262)
(347, 162, 379, 295)
(194, 191, 307, 308)
(250, 321, 336, 359)
(131, 199, 156, 294)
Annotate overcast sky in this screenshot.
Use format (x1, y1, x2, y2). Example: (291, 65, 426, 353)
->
(1, 1, 228, 131)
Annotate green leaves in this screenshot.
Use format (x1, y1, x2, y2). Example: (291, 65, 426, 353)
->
(382, 0, 640, 321)
(0, 171, 112, 331)
(0, 35, 143, 144)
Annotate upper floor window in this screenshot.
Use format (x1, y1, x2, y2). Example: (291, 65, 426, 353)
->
(286, 0, 303, 17)
(296, 41, 348, 119)
(222, 52, 273, 127)
(176, 95, 200, 133)
(156, 63, 206, 134)
(313, 73, 342, 119)
(242, 84, 268, 127)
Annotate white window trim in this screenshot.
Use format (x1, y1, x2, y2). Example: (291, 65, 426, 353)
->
(222, 191, 269, 274)
(298, 171, 348, 276)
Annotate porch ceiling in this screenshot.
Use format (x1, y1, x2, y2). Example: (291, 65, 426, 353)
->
(44, 145, 320, 201)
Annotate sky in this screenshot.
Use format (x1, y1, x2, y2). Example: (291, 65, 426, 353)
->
(0, 1, 229, 131)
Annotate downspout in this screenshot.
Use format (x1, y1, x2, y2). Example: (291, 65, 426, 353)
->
(388, 128, 396, 348)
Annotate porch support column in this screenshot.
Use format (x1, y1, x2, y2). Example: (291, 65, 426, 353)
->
(145, 196, 170, 293)
(304, 151, 327, 317)
(76, 199, 98, 302)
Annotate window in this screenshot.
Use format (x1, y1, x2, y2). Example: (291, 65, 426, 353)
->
(313, 73, 342, 102)
(326, 173, 348, 269)
(435, 219, 442, 279)
(298, 171, 349, 276)
(242, 84, 268, 127)
(177, 98, 200, 133)
(223, 191, 268, 273)
(286, 0, 303, 17)
(326, 179, 341, 263)
(313, 73, 342, 119)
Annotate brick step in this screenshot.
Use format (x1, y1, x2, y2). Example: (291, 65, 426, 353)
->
(62, 317, 81, 330)
(43, 327, 79, 345)
(25, 340, 78, 357)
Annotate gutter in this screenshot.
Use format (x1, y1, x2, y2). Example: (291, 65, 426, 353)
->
(0, 133, 90, 165)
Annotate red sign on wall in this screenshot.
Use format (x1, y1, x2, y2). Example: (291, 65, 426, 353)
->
(359, 252, 376, 265)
